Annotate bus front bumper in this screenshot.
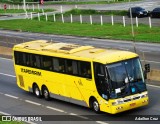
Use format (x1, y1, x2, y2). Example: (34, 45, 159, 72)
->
(110, 97, 149, 114)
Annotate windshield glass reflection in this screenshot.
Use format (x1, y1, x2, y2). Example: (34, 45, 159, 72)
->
(107, 58, 146, 99)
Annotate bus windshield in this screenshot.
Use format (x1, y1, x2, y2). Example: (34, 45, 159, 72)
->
(106, 58, 147, 99)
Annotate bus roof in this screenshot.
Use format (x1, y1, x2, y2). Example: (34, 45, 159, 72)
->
(13, 40, 138, 64)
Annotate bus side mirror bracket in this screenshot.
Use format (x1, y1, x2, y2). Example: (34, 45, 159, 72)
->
(144, 64, 150, 79)
(144, 64, 150, 73)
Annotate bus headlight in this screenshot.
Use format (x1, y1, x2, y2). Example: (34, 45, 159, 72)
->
(112, 102, 117, 106)
(112, 100, 124, 106)
(141, 93, 148, 98)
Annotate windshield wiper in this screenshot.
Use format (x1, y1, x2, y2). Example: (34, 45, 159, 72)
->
(123, 63, 141, 94)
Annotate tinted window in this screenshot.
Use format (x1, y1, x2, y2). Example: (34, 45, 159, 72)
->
(14, 51, 92, 78)
(66, 59, 78, 75)
(31, 54, 41, 68)
(78, 61, 92, 79)
(42, 56, 52, 70)
(24, 53, 31, 66)
(53, 58, 65, 73)
(66, 59, 73, 74)
(14, 51, 24, 65)
(136, 7, 144, 11)
(153, 8, 160, 12)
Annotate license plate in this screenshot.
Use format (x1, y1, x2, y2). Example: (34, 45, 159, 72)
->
(130, 103, 136, 106)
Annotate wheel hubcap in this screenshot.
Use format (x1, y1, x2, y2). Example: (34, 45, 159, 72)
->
(35, 88, 40, 96)
(93, 101, 99, 112)
(44, 89, 48, 98)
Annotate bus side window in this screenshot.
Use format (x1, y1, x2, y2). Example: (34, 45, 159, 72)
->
(42, 56, 52, 71)
(66, 59, 73, 74)
(72, 61, 78, 75)
(14, 51, 24, 65)
(25, 53, 31, 66)
(31, 55, 37, 67)
(35, 55, 41, 68)
(58, 58, 65, 73)
(53, 58, 59, 72)
(78, 61, 92, 79)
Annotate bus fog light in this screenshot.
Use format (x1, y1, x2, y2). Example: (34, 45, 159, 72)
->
(116, 106, 123, 110)
(142, 100, 148, 103)
(141, 94, 148, 98)
(112, 102, 117, 106)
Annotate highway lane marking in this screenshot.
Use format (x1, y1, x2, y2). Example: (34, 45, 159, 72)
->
(0, 111, 37, 124)
(0, 57, 13, 61)
(147, 84, 160, 89)
(141, 60, 160, 64)
(118, 48, 129, 51)
(4, 94, 19, 99)
(25, 100, 41, 106)
(0, 111, 11, 115)
(1, 92, 92, 121)
(96, 121, 109, 124)
(46, 106, 66, 113)
(140, 50, 152, 53)
(0, 72, 16, 78)
(1, 30, 160, 48)
(0, 91, 4, 94)
(69, 113, 89, 120)
(1, 92, 91, 121)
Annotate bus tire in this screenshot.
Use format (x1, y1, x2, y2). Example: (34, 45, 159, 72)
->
(42, 86, 50, 101)
(33, 84, 41, 98)
(90, 97, 100, 113)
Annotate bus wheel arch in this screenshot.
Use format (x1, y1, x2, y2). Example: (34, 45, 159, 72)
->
(89, 96, 100, 113)
(41, 85, 50, 101)
(32, 83, 41, 98)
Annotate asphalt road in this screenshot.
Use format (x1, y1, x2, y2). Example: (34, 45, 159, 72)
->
(0, 57, 160, 124)
(78, 0, 160, 11)
(28, 0, 160, 11)
(1, 0, 160, 27)
(0, 1, 160, 124)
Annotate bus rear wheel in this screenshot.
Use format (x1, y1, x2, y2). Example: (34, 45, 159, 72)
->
(33, 84, 41, 98)
(42, 86, 50, 101)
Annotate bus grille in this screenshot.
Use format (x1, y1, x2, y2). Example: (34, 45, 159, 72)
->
(19, 75, 24, 87)
(124, 99, 131, 102)
(133, 96, 140, 100)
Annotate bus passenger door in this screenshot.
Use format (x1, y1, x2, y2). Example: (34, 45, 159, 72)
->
(73, 76, 93, 107)
(94, 63, 109, 100)
(67, 60, 93, 106)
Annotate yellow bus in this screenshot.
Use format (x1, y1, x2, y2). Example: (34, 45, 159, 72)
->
(13, 40, 149, 114)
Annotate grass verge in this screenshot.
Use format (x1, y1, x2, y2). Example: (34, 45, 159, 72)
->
(64, 9, 127, 16)
(0, 19, 159, 43)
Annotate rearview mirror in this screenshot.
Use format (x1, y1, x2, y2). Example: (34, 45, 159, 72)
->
(144, 64, 150, 73)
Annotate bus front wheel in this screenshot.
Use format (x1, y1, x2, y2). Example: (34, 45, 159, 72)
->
(90, 98, 100, 113)
(33, 84, 41, 98)
(92, 99, 100, 113)
(42, 86, 50, 101)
